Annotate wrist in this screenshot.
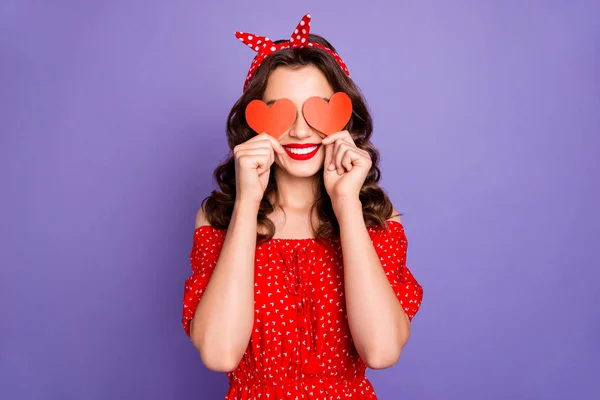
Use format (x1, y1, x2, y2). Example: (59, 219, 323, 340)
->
(331, 196, 362, 218)
(234, 197, 261, 215)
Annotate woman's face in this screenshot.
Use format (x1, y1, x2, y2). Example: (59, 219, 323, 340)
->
(262, 65, 334, 178)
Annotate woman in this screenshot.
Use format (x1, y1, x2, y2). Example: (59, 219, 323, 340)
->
(182, 13, 423, 399)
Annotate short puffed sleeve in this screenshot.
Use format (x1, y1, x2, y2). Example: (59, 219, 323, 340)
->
(181, 225, 226, 336)
(370, 220, 423, 321)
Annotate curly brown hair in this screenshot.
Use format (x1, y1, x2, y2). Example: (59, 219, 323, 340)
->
(202, 33, 397, 243)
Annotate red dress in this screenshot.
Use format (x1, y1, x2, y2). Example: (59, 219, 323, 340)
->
(182, 220, 423, 399)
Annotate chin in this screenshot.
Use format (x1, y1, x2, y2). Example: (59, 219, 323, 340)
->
(288, 167, 322, 178)
(276, 158, 324, 178)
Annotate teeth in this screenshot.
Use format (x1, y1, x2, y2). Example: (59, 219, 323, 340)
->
(286, 146, 318, 155)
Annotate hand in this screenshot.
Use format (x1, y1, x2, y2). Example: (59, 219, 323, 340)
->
(322, 130, 372, 204)
(234, 133, 285, 205)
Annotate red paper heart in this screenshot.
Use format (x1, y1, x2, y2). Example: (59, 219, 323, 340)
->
(245, 98, 297, 138)
(302, 92, 352, 135)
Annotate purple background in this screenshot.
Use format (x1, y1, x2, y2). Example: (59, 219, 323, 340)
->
(1, 1, 599, 399)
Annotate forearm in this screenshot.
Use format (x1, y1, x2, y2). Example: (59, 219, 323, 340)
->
(190, 199, 258, 370)
(334, 198, 410, 369)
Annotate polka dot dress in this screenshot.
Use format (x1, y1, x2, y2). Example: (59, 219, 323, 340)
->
(182, 220, 423, 399)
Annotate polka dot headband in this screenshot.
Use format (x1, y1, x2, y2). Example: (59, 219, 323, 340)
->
(235, 13, 351, 91)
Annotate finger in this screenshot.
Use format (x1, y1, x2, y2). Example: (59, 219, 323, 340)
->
(335, 143, 363, 174)
(324, 142, 335, 171)
(256, 155, 271, 175)
(239, 138, 275, 150)
(341, 149, 360, 172)
(235, 148, 272, 159)
(236, 149, 273, 170)
(243, 133, 285, 155)
(237, 140, 275, 165)
(334, 143, 351, 175)
(321, 130, 354, 146)
(244, 133, 270, 146)
(258, 133, 286, 155)
(246, 154, 271, 175)
(325, 139, 342, 172)
(335, 141, 355, 174)
(333, 138, 346, 158)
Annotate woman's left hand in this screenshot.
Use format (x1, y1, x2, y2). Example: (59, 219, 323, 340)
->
(322, 130, 372, 205)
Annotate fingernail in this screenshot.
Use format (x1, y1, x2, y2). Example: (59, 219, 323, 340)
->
(328, 163, 335, 170)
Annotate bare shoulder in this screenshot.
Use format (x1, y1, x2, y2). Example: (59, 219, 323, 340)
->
(387, 207, 402, 223)
(194, 204, 211, 229)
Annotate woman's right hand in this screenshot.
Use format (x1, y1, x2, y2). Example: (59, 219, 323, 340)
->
(233, 133, 285, 205)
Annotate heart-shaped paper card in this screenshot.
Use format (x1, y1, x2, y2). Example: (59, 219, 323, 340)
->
(245, 98, 297, 138)
(302, 92, 352, 135)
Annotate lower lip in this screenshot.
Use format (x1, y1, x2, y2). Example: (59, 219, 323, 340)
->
(284, 145, 321, 161)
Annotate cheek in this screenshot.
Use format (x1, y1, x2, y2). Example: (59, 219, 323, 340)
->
(316, 147, 326, 162)
(306, 147, 326, 166)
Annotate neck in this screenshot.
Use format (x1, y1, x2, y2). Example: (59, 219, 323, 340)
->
(272, 167, 318, 210)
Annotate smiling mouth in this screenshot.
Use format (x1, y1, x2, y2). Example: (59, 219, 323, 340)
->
(284, 145, 319, 154)
(282, 144, 321, 160)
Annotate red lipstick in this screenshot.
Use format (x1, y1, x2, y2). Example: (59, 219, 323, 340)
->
(282, 143, 321, 161)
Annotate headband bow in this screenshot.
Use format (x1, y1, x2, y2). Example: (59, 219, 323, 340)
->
(235, 13, 350, 91)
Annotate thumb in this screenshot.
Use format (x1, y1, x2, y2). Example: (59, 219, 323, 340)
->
(323, 143, 333, 171)
(255, 158, 269, 176)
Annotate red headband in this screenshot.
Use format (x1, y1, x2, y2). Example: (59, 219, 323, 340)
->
(235, 13, 350, 91)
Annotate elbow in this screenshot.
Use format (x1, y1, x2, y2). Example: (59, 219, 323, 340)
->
(364, 322, 410, 369)
(364, 347, 403, 370)
(190, 330, 242, 372)
(192, 337, 242, 372)
(200, 351, 241, 373)
(362, 330, 409, 370)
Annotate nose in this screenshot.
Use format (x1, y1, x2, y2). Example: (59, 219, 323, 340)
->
(288, 108, 312, 140)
